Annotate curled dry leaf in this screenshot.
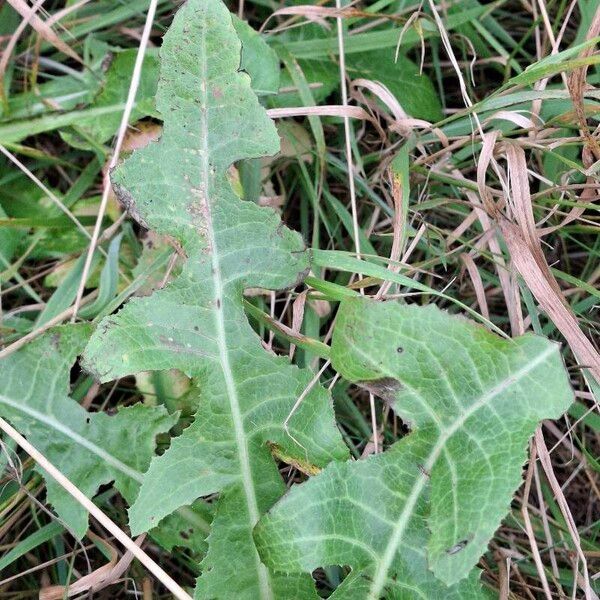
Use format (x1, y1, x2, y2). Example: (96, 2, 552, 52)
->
(499, 143, 600, 382)
(39, 532, 117, 600)
(6, 0, 83, 64)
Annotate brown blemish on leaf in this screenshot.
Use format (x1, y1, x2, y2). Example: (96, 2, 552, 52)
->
(50, 332, 61, 350)
(357, 377, 402, 404)
(111, 180, 150, 230)
(188, 186, 211, 251)
(417, 463, 430, 478)
(290, 264, 310, 290)
(268, 442, 321, 476)
(101, 52, 114, 72)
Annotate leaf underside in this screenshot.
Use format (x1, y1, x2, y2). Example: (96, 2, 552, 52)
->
(0, 325, 177, 538)
(82, 1, 347, 598)
(255, 298, 574, 599)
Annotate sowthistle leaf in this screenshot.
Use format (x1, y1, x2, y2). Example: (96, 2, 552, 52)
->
(82, 0, 346, 597)
(255, 298, 574, 598)
(0, 325, 177, 538)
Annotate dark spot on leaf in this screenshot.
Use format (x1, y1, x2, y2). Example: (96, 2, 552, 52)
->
(446, 539, 469, 555)
(111, 180, 150, 229)
(396, 346, 404, 354)
(50, 332, 61, 349)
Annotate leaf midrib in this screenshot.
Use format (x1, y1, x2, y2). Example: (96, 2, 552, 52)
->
(197, 20, 274, 600)
(362, 342, 556, 599)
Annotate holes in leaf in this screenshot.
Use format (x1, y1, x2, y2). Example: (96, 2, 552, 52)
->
(312, 565, 350, 597)
(69, 359, 84, 387)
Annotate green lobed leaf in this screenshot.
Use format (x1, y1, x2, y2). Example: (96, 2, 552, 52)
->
(82, 0, 347, 598)
(0, 325, 178, 538)
(233, 16, 280, 96)
(255, 298, 574, 598)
